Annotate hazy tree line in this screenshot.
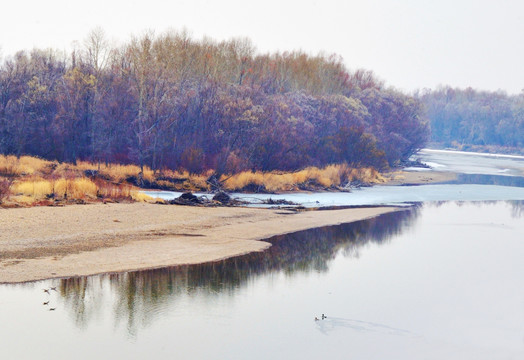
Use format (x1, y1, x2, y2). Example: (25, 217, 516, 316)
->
(0, 29, 428, 174)
(419, 87, 524, 150)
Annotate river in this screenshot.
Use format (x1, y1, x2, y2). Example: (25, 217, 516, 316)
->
(1, 149, 524, 359)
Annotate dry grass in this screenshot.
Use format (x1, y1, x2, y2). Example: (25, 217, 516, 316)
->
(0, 155, 160, 206)
(54, 178, 98, 199)
(0, 177, 10, 203)
(157, 168, 190, 180)
(221, 164, 385, 192)
(150, 169, 214, 192)
(130, 191, 155, 202)
(347, 167, 386, 184)
(11, 179, 53, 198)
(76, 161, 155, 183)
(0, 155, 166, 206)
(11, 177, 99, 200)
(1, 154, 387, 206)
(185, 170, 213, 191)
(94, 179, 132, 200)
(222, 171, 265, 191)
(9, 195, 35, 205)
(0, 155, 53, 177)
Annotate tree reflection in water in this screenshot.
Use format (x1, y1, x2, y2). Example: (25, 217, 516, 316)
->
(452, 173, 524, 187)
(510, 200, 524, 218)
(58, 207, 420, 333)
(423, 200, 524, 219)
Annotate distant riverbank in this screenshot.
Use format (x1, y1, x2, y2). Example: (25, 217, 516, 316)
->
(0, 203, 398, 283)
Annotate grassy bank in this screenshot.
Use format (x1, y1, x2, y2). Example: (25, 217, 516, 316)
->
(0, 155, 385, 207)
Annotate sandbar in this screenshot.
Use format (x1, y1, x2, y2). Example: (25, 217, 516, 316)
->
(384, 170, 456, 185)
(0, 203, 398, 283)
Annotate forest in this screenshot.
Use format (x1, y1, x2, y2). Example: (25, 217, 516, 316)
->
(419, 87, 524, 153)
(0, 29, 429, 178)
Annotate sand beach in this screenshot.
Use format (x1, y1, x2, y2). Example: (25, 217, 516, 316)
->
(0, 203, 398, 283)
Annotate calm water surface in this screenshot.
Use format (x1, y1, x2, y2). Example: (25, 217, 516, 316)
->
(1, 201, 524, 359)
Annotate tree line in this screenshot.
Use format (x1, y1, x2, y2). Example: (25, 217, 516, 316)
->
(419, 87, 524, 151)
(0, 29, 429, 175)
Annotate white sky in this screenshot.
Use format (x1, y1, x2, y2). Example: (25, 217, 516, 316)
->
(1, 0, 523, 94)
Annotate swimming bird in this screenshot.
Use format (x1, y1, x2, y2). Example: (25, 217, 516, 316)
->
(49, 308, 56, 311)
(43, 289, 50, 294)
(322, 314, 327, 320)
(315, 317, 319, 321)
(43, 301, 49, 305)
(50, 287, 57, 291)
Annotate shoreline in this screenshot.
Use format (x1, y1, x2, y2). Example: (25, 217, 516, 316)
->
(0, 203, 400, 284)
(383, 170, 457, 186)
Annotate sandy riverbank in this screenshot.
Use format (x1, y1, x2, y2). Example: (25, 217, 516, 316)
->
(384, 170, 457, 185)
(0, 203, 399, 283)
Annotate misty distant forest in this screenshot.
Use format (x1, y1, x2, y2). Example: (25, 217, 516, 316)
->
(419, 87, 524, 153)
(1, 30, 521, 176)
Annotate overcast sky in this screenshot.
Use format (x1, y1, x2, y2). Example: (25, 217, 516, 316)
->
(1, 0, 523, 94)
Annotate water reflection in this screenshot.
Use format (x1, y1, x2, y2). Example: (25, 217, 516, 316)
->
(450, 173, 524, 187)
(510, 200, 524, 218)
(423, 200, 524, 219)
(57, 207, 419, 333)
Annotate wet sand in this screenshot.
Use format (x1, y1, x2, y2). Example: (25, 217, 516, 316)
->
(384, 170, 456, 185)
(0, 203, 398, 283)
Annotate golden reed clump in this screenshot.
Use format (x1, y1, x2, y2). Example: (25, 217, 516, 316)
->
(0, 155, 166, 206)
(11, 178, 98, 200)
(75, 161, 155, 183)
(0, 155, 53, 177)
(221, 164, 385, 192)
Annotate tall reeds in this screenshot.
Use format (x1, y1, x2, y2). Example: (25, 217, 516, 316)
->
(221, 164, 385, 192)
(75, 161, 155, 183)
(0, 155, 53, 177)
(11, 177, 98, 200)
